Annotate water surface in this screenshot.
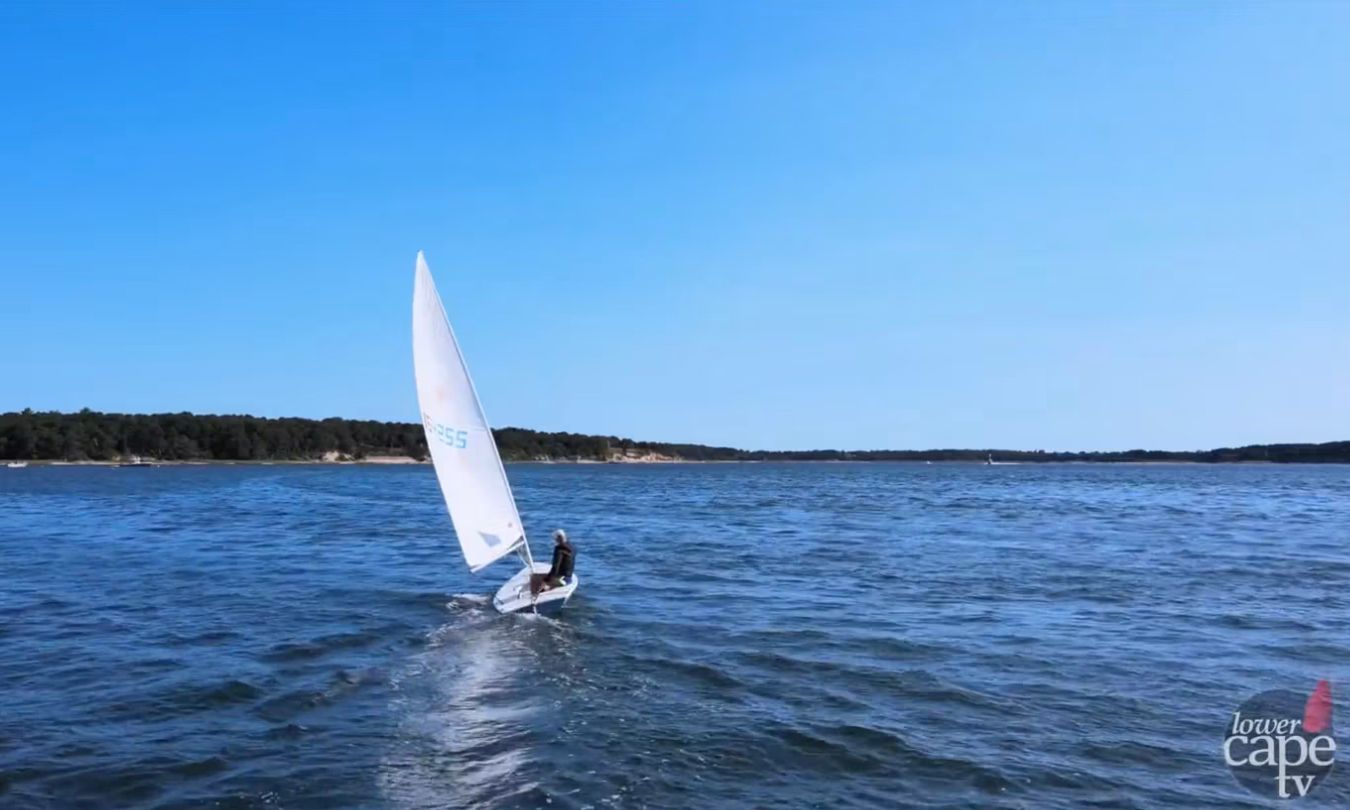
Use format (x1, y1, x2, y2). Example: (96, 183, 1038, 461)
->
(1, 463, 1347, 808)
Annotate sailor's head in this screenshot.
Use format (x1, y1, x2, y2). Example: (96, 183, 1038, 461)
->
(552, 528, 568, 546)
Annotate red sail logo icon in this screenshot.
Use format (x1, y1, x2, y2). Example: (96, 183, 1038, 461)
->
(1304, 680, 1333, 734)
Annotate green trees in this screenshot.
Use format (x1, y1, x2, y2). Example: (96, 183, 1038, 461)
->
(0, 410, 672, 462)
(0, 411, 391, 462)
(0, 409, 1347, 463)
(6, 419, 35, 459)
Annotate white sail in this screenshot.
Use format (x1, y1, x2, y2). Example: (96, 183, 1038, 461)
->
(412, 252, 527, 572)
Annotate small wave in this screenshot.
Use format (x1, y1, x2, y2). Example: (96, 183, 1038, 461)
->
(264, 722, 309, 740)
(754, 720, 1018, 791)
(1214, 613, 1317, 632)
(625, 653, 744, 691)
(166, 755, 230, 778)
(253, 688, 326, 722)
(161, 628, 241, 647)
(114, 677, 264, 719)
(259, 631, 380, 663)
(450, 593, 490, 605)
(190, 679, 264, 709)
(1081, 740, 1192, 770)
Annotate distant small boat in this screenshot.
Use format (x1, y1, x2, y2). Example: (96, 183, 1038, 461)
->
(6, 461, 28, 468)
(116, 456, 159, 468)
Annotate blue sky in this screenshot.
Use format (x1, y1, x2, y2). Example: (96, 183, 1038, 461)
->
(2, 1, 1346, 451)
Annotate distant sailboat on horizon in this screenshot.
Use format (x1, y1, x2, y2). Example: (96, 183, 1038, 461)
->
(412, 252, 577, 614)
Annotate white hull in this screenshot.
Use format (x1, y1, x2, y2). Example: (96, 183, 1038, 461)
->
(492, 562, 578, 615)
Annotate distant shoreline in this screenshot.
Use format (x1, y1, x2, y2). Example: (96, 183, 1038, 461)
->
(8, 458, 1340, 468)
(4, 409, 1349, 465)
(23, 455, 425, 467)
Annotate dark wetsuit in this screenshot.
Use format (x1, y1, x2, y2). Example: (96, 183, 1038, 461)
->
(549, 542, 575, 582)
(531, 542, 575, 595)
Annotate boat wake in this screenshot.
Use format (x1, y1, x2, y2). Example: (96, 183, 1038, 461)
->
(448, 592, 490, 606)
(379, 614, 558, 809)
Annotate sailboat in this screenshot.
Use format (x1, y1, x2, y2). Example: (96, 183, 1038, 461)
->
(412, 252, 578, 615)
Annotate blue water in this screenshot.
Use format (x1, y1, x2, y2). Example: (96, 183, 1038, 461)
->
(1, 463, 1348, 808)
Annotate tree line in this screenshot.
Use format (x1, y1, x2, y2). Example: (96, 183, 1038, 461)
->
(2, 409, 1348, 463)
(0, 409, 428, 462)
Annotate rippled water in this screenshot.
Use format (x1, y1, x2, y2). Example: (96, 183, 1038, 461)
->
(1, 463, 1348, 808)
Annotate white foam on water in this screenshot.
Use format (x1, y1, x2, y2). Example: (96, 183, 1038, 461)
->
(379, 617, 543, 809)
(516, 611, 560, 626)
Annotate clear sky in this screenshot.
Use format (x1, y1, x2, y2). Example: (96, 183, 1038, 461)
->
(2, 1, 1346, 451)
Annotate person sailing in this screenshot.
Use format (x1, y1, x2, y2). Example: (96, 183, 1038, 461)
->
(530, 529, 575, 595)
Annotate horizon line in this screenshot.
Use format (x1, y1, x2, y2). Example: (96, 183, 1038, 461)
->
(4, 407, 1346, 457)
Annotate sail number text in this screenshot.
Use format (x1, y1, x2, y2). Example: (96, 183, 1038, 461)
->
(423, 414, 468, 449)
